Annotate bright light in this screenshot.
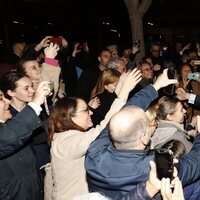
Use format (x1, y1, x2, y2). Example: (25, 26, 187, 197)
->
(48, 22, 53, 25)
(12, 20, 19, 24)
(110, 29, 117, 32)
(106, 22, 110, 25)
(147, 22, 154, 26)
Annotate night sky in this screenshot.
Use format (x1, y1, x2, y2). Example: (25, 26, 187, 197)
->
(1, 0, 200, 48)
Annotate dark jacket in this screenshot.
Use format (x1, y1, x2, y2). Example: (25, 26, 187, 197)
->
(85, 85, 158, 199)
(10, 106, 50, 168)
(0, 105, 42, 158)
(91, 91, 117, 126)
(194, 95, 200, 106)
(85, 85, 200, 199)
(76, 65, 102, 102)
(121, 182, 154, 200)
(0, 106, 44, 200)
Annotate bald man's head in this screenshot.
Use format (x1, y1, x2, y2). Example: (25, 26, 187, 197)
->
(109, 106, 151, 150)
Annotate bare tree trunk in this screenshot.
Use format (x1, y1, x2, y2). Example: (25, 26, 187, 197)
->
(124, 0, 152, 59)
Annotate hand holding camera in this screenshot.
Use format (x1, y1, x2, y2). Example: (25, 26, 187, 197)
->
(32, 81, 51, 106)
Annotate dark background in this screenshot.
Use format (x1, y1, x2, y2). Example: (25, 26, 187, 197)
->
(1, 0, 200, 50)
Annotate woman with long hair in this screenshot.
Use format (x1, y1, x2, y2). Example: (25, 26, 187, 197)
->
(45, 68, 142, 200)
(90, 68, 121, 126)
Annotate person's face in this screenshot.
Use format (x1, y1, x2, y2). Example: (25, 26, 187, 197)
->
(150, 45, 160, 57)
(141, 63, 153, 79)
(98, 51, 111, 69)
(189, 52, 198, 60)
(181, 65, 191, 79)
(104, 82, 118, 93)
(24, 61, 42, 82)
(0, 90, 12, 122)
(167, 102, 186, 124)
(9, 77, 35, 103)
(71, 99, 93, 130)
(116, 60, 126, 74)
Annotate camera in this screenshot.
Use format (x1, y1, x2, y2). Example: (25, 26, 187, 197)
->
(188, 72, 200, 80)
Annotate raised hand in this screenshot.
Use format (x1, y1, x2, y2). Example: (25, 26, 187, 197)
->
(35, 36, 53, 52)
(175, 88, 189, 101)
(153, 69, 178, 91)
(161, 177, 184, 200)
(88, 97, 100, 109)
(44, 43, 60, 59)
(72, 42, 82, 57)
(32, 81, 51, 106)
(122, 68, 142, 91)
(117, 68, 142, 100)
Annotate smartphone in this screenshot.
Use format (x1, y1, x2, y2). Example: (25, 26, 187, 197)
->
(155, 148, 174, 180)
(163, 69, 177, 96)
(49, 37, 62, 45)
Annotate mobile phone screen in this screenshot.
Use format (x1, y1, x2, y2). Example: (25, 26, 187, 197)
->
(49, 37, 62, 45)
(163, 69, 176, 95)
(155, 148, 173, 180)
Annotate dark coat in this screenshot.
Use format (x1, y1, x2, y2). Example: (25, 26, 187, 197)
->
(0, 105, 42, 158)
(0, 106, 44, 200)
(91, 91, 117, 126)
(76, 66, 102, 102)
(10, 106, 50, 168)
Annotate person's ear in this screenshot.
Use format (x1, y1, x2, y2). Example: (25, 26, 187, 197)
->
(98, 56, 101, 63)
(7, 90, 15, 98)
(166, 114, 173, 121)
(141, 132, 148, 146)
(104, 85, 108, 90)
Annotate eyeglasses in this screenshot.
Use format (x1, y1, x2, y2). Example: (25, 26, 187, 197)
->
(74, 106, 90, 114)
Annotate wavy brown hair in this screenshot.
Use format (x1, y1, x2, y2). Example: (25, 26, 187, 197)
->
(45, 96, 85, 145)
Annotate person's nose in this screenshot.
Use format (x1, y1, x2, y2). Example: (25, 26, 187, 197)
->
(89, 110, 93, 115)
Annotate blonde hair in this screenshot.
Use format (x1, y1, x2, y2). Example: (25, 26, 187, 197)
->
(91, 68, 120, 98)
(145, 105, 157, 123)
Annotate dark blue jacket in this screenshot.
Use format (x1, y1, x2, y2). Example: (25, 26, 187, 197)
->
(0, 105, 42, 158)
(85, 85, 200, 199)
(0, 106, 44, 199)
(85, 85, 158, 199)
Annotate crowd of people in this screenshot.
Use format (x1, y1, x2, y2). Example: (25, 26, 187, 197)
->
(1, 35, 200, 200)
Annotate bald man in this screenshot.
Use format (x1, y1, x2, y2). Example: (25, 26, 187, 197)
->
(109, 106, 152, 151)
(85, 70, 200, 200)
